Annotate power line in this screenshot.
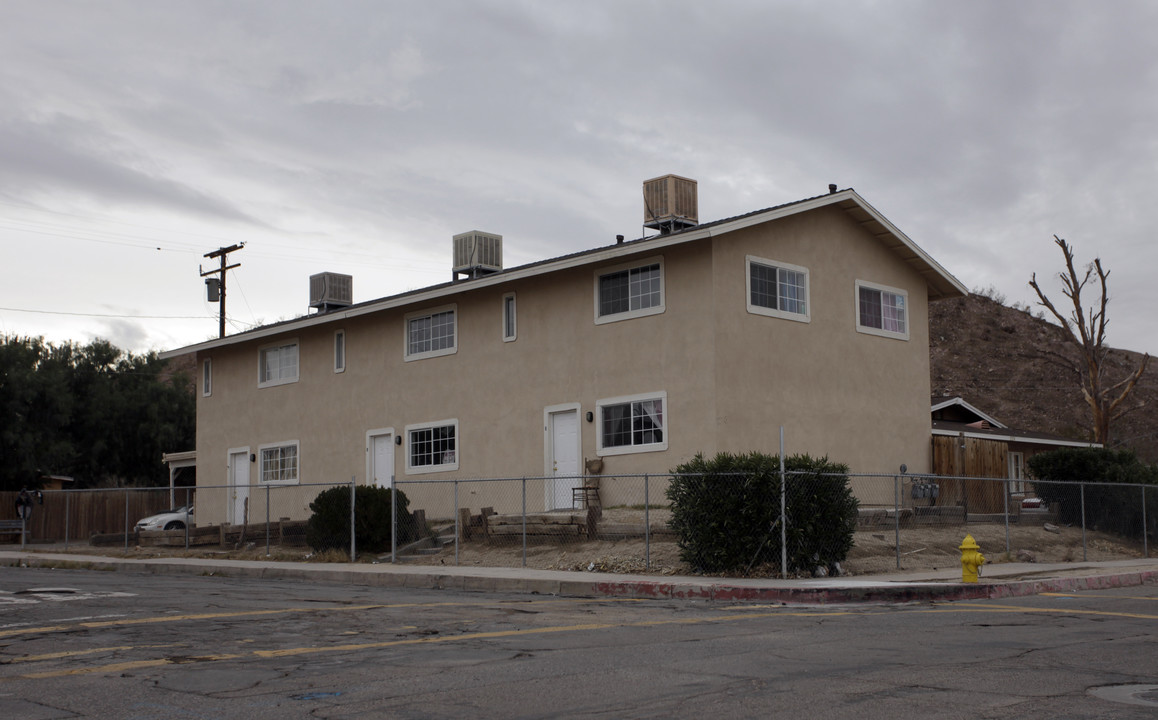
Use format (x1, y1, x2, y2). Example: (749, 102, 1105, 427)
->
(0, 306, 209, 320)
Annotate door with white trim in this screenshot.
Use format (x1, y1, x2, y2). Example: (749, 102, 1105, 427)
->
(228, 449, 250, 526)
(370, 432, 395, 488)
(547, 408, 580, 510)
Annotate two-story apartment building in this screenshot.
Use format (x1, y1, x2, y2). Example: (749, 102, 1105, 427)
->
(161, 178, 967, 524)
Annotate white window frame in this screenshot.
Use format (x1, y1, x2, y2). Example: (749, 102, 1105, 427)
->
(745, 255, 811, 323)
(258, 440, 300, 485)
(596, 391, 668, 457)
(334, 329, 346, 373)
(258, 339, 300, 388)
(855, 280, 910, 341)
(502, 292, 517, 342)
(201, 358, 212, 397)
(1008, 451, 1026, 494)
(404, 419, 460, 474)
(593, 256, 665, 325)
(404, 304, 458, 361)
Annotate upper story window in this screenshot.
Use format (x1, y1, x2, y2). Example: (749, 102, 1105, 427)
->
(856, 280, 909, 340)
(405, 419, 459, 474)
(258, 340, 299, 387)
(502, 292, 517, 342)
(334, 330, 346, 373)
(259, 441, 299, 484)
(596, 391, 668, 456)
(405, 305, 457, 361)
(594, 257, 665, 324)
(201, 358, 212, 397)
(746, 255, 810, 322)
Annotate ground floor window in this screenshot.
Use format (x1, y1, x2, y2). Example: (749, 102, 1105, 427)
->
(597, 391, 667, 456)
(1008, 451, 1026, 494)
(259, 442, 299, 484)
(406, 420, 459, 474)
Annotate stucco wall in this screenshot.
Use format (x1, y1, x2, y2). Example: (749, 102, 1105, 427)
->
(194, 205, 940, 523)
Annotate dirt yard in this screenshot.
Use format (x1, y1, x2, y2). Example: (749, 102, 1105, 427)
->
(399, 508, 1145, 578)
(29, 508, 1147, 579)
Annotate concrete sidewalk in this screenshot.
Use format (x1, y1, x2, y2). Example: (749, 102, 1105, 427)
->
(2, 549, 1156, 604)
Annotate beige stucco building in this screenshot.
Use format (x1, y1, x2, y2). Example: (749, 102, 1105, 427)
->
(162, 180, 967, 524)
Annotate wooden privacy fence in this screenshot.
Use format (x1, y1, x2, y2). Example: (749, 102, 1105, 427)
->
(931, 435, 1010, 513)
(0, 489, 174, 543)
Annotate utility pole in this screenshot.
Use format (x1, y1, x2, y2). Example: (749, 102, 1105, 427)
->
(200, 243, 244, 338)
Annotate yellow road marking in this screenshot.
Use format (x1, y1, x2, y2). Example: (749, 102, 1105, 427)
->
(932, 603, 1158, 621)
(1040, 592, 1158, 601)
(12, 598, 1155, 680)
(0, 597, 641, 639)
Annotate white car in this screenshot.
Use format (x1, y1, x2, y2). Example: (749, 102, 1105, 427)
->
(135, 505, 193, 532)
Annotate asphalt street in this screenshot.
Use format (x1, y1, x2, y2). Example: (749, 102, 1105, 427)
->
(2, 568, 1157, 718)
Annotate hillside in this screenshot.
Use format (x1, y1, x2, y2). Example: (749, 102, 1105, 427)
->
(929, 293, 1158, 462)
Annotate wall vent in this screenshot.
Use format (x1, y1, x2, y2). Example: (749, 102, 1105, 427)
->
(643, 174, 698, 234)
(309, 272, 353, 312)
(453, 230, 503, 281)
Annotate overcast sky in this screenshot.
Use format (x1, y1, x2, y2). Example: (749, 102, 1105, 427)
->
(2, 0, 1156, 356)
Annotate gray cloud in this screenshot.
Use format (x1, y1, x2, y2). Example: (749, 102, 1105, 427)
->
(1, 0, 1156, 354)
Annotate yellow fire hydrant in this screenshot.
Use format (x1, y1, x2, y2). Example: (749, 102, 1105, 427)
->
(959, 534, 985, 583)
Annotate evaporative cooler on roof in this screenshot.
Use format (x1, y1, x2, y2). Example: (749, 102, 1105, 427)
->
(452, 231, 503, 281)
(643, 174, 698, 234)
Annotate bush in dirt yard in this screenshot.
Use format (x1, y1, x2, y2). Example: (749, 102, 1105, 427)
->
(1027, 448, 1158, 539)
(306, 485, 416, 554)
(667, 452, 858, 575)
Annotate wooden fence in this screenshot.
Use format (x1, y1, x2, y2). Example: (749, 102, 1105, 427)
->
(0, 489, 175, 544)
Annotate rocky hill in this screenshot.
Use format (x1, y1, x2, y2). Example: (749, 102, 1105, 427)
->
(929, 293, 1157, 462)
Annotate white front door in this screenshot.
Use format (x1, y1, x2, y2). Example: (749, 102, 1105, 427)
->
(370, 432, 395, 488)
(548, 408, 580, 510)
(228, 449, 250, 525)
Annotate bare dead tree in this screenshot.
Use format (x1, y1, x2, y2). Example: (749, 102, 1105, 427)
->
(1029, 235, 1150, 444)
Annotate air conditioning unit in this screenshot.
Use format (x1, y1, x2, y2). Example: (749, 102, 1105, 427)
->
(643, 174, 698, 233)
(309, 272, 353, 312)
(453, 231, 503, 280)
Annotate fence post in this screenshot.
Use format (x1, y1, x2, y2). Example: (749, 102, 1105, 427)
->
(64, 491, 70, 549)
(1080, 482, 1087, 562)
(1003, 477, 1010, 555)
(521, 477, 527, 568)
(265, 483, 271, 557)
(894, 472, 901, 570)
(124, 489, 130, 553)
(1143, 485, 1149, 559)
(391, 475, 397, 565)
(454, 480, 460, 566)
(349, 476, 356, 563)
(184, 488, 191, 550)
(780, 426, 787, 580)
(645, 474, 651, 570)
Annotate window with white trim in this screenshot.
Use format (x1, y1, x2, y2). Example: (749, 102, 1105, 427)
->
(1008, 451, 1026, 494)
(596, 391, 667, 456)
(502, 292, 517, 342)
(201, 358, 212, 397)
(334, 330, 346, 373)
(405, 305, 457, 361)
(259, 441, 299, 484)
(856, 281, 909, 340)
(258, 341, 299, 387)
(594, 257, 665, 324)
(746, 256, 810, 322)
(405, 420, 459, 474)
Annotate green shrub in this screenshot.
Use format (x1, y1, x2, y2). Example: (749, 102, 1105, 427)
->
(306, 485, 417, 554)
(1027, 448, 1158, 538)
(667, 452, 858, 575)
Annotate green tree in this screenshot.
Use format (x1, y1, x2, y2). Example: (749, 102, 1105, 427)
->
(0, 335, 195, 490)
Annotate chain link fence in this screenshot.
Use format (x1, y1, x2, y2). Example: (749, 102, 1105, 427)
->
(4, 471, 1153, 577)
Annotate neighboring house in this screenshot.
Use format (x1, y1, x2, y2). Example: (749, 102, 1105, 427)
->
(930, 396, 1100, 512)
(160, 177, 967, 525)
